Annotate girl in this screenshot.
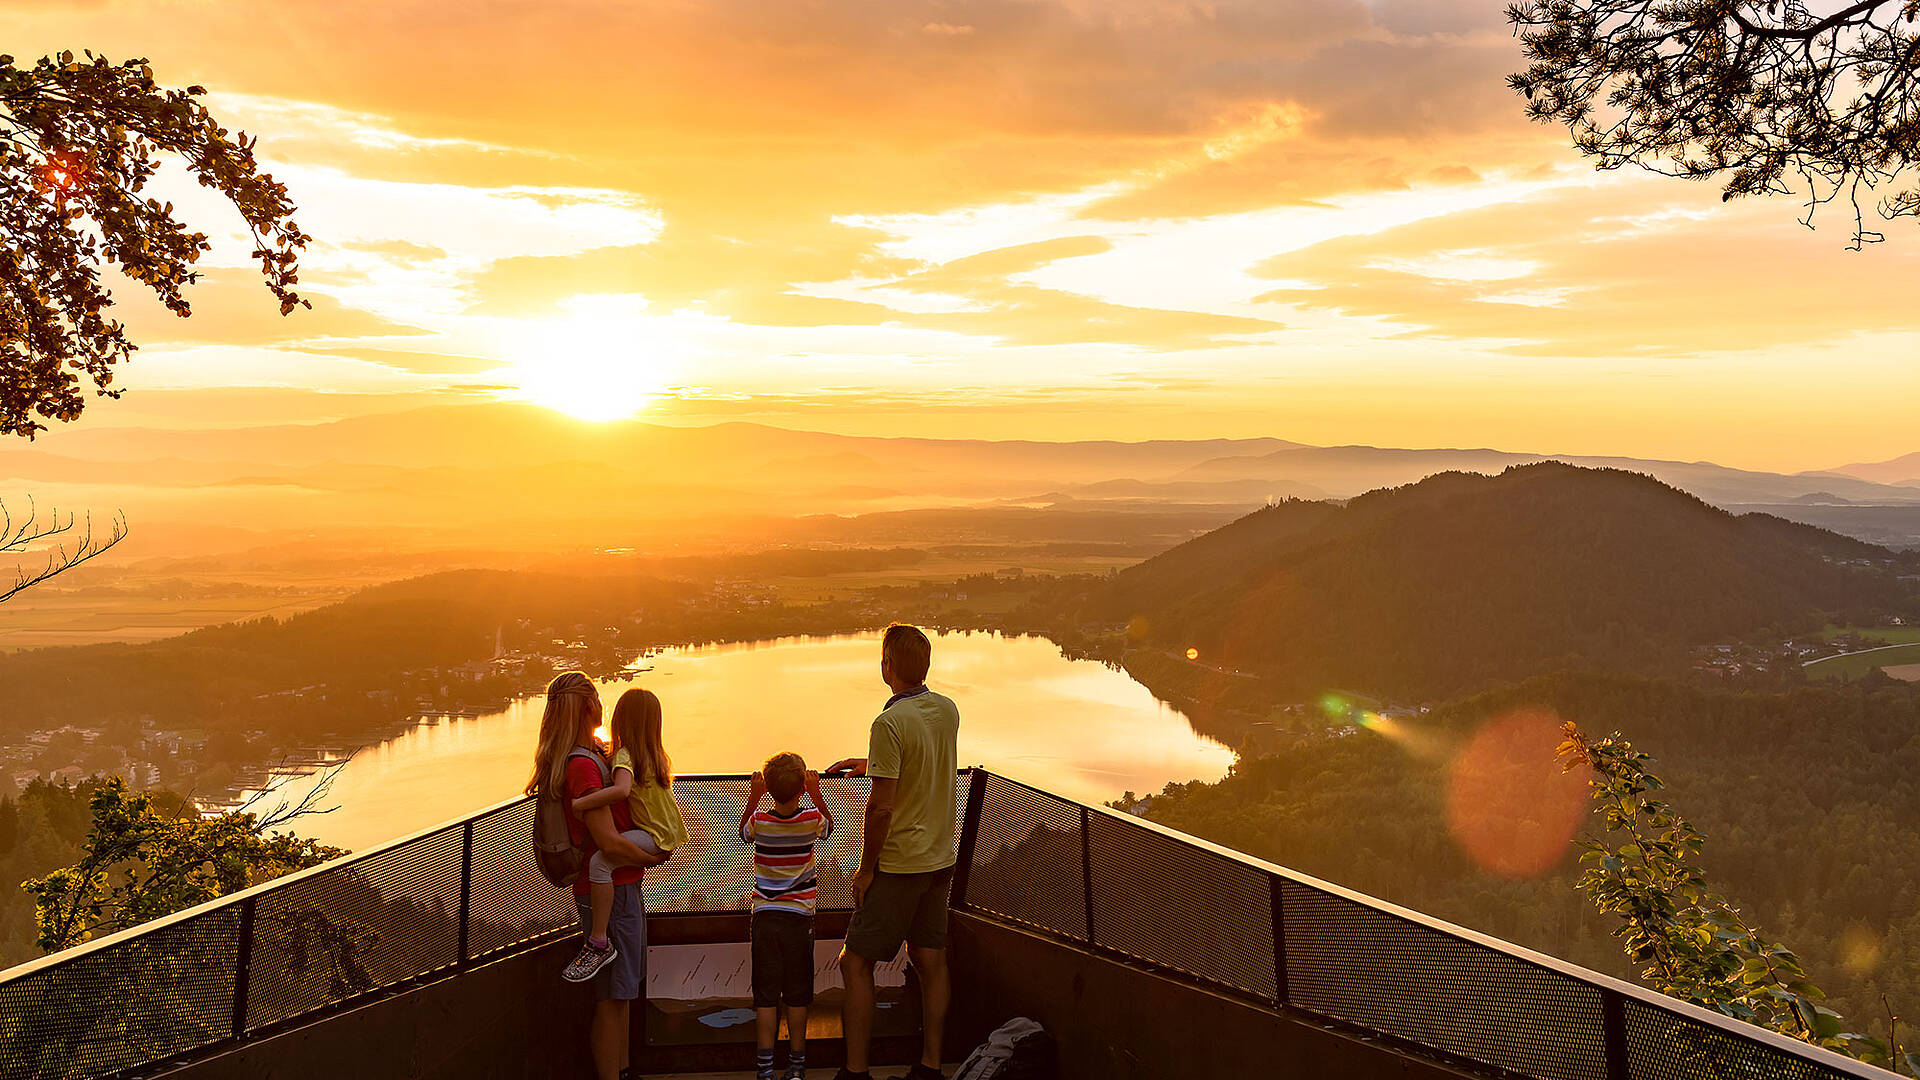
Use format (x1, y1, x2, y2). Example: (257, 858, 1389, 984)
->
(562, 687, 690, 983)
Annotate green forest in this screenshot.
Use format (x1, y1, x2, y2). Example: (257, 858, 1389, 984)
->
(1130, 672, 1920, 1038)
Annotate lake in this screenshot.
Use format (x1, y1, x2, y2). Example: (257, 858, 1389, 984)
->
(243, 630, 1233, 852)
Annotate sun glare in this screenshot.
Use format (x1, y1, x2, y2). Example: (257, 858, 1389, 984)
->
(498, 313, 680, 422)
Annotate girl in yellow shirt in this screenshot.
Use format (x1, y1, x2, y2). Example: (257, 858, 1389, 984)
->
(563, 687, 690, 982)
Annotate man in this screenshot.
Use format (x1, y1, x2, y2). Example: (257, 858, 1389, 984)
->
(827, 623, 961, 1080)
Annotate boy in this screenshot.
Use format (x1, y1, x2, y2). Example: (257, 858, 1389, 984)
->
(740, 753, 835, 1080)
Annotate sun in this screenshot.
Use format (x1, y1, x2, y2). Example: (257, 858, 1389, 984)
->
(498, 312, 680, 422)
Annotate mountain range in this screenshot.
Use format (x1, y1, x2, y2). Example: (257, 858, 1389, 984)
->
(3, 403, 1917, 558)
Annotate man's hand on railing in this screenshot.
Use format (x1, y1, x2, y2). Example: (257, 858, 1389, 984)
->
(825, 757, 868, 777)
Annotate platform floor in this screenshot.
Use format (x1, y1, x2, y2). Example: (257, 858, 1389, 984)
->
(664, 1060, 956, 1068)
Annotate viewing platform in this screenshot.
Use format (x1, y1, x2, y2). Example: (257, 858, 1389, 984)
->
(0, 769, 1891, 1080)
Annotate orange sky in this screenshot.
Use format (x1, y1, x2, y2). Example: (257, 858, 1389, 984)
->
(6, 0, 1919, 472)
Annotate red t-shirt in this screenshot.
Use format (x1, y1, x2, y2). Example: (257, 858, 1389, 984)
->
(564, 749, 644, 898)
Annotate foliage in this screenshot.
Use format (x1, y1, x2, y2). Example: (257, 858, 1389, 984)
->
(0, 50, 308, 438)
(23, 777, 343, 953)
(1508, 0, 1920, 247)
(1559, 722, 1916, 1071)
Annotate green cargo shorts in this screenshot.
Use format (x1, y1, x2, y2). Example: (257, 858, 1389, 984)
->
(845, 865, 955, 961)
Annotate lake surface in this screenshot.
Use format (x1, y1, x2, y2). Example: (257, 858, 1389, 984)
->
(243, 631, 1233, 852)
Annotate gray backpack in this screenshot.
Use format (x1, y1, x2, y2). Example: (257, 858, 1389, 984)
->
(533, 747, 609, 887)
(954, 1018, 1056, 1080)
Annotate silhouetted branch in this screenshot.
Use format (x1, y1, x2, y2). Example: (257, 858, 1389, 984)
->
(0, 496, 128, 603)
(1509, 0, 1920, 246)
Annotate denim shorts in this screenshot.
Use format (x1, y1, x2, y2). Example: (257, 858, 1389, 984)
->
(575, 881, 646, 1001)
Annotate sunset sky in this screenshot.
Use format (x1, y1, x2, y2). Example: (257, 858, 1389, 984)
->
(8, 0, 1919, 472)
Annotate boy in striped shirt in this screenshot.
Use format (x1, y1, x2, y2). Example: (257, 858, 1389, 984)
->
(741, 753, 834, 1080)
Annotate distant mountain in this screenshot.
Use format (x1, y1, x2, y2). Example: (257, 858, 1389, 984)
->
(7, 403, 1918, 559)
(1093, 463, 1915, 700)
(1815, 451, 1920, 487)
(1178, 445, 1920, 506)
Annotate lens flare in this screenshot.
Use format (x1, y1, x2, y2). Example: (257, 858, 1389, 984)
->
(1841, 925, 1884, 974)
(1445, 708, 1589, 878)
(1353, 709, 1445, 758)
(1185, 647, 1199, 660)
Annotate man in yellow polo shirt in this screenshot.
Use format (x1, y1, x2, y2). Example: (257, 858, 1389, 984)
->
(827, 623, 960, 1080)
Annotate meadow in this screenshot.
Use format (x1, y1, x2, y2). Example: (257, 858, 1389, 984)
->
(1806, 639, 1920, 680)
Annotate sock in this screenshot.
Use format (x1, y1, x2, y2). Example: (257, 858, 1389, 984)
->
(757, 1049, 776, 1078)
(588, 936, 608, 950)
(788, 1047, 807, 1073)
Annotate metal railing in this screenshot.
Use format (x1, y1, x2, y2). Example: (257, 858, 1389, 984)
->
(0, 772, 954, 1080)
(0, 767, 1893, 1080)
(954, 770, 1891, 1080)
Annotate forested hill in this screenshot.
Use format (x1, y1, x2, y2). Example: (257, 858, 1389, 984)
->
(1088, 463, 1917, 701)
(1135, 672, 1920, 1035)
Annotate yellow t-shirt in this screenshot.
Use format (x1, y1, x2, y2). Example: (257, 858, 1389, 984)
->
(611, 746, 689, 852)
(867, 687, 960, 874)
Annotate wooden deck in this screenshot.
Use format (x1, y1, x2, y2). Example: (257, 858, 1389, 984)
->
(660, 1071, 952, 1079)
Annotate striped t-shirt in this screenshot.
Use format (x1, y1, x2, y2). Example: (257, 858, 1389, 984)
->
(742, 805, 832, 916)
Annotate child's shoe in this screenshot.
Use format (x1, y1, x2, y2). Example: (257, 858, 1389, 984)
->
(560, 937, 617, 983)
(784, 1048, 808, 1079)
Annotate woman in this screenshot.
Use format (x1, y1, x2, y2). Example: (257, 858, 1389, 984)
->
(528, 671, 660, 1080)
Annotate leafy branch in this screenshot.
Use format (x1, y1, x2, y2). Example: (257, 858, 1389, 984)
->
(1559, 721, 1919, 1072)
(23, 771, 346, 953)
(1, 50, 309, 438)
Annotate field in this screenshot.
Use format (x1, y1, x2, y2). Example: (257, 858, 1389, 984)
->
(1805, 641, 1920, 681)
(1818, 625, 1920, 645)
(0, 587, 348, 652)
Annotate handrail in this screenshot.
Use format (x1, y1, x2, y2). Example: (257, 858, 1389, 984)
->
(0, 791, 525, 986)
(0, 770, 797, 986)
(1, 766, 1895, 1080)
(966, 767, 1895, 1080)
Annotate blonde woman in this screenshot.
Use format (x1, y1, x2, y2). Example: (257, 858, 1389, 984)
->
(528, 671, 663, 1080)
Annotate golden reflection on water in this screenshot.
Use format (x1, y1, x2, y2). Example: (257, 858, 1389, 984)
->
(246, 631, 1233, 851)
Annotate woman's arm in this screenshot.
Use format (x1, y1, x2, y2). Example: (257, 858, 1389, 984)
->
(585, 805, 664, 868)
(572, 767, 632, 813)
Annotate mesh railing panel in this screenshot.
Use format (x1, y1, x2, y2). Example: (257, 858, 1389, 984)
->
(0, 769, 1882, 1080)
(467, 799, 580, 957)
(961, 774, 1087, 941)
(1281, 880, 1609, 1080)
(245, 823, 465, 1031)
(1087, 810, 1276, 1000)
(1623, 998, 1859, 1080)
(0, 905, 240, 1080)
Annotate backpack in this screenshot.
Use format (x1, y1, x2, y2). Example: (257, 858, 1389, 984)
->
(953, 1018, 1056, 1080)
(533, 747, 610, 888)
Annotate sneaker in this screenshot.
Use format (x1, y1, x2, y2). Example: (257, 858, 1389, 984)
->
(783, 1063, 806, 1080)
(560, 938, 618, 983)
